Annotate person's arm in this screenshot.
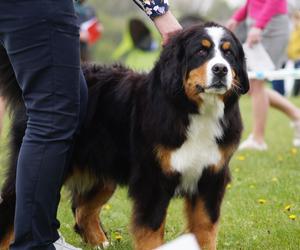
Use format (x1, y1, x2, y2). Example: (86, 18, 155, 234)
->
(232, 1, 249, 23)
(133, 0, 182, 45)
(246, 0, 285, 47)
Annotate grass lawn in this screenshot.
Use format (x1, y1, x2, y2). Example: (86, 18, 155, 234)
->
(0, 96, 299, 250)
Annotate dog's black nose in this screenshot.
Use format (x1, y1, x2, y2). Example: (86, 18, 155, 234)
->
(212, 64, 228, 77)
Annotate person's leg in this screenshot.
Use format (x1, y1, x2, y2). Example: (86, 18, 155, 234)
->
(239, 79, 269, 150)
(266, 88, 300, 121)
(250, 79, 269, 144)
(0, 1, 87, 249)
(0, 97, 5, 135)
(266, 88, 300, 147)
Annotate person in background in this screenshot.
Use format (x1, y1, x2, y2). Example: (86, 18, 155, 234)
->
(113, 18, 161, 71)
(74, 0, 103, 62)
(227, 0, 300, 150)
(287, 10, 300, 96)
(0, 97, 4, 136)
(113, 15, 205, 72)
(0, 0, 182, 250)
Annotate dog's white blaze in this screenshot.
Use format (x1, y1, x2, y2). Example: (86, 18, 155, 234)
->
(170, 95, 224, 194)
(205, 27, 233, 91)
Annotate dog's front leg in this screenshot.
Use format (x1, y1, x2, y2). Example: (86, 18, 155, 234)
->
(130, 192, 171, 250)
(185, 166, 230, 250)
(185, 196, 219, 250)
(131, 215, 166, 250)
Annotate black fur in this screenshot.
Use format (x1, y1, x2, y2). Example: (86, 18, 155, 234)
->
(0, 23, 249, 248)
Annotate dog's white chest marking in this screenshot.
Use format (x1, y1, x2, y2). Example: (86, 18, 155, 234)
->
(171, 96, 224, 194)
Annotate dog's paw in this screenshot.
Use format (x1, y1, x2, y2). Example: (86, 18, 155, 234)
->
(94, 240, 110, 250)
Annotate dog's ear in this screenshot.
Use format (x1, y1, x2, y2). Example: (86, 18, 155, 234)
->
(157, 32, 187, 99)
(237, 54, 249, 94)
(233, 35, 249, 95)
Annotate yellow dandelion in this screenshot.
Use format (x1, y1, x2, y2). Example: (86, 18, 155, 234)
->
(277, 155, 283, 162)
(288, 214, 297, 220)
(249, 184, 255, 189)
(226, 184, 232, 189)
(237, 155, 246, 161)
(114, 233, 123, 241)
(271, 177, 278, 182)
(257, 199, 266, 204)
(291, 148, 298, 155)
(103, 204, 111, 210)
(284, 204, 292, 211)
(234, 168, 240, 173)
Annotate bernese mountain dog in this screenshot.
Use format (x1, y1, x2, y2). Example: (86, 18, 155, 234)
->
(0, 23, 249, 250)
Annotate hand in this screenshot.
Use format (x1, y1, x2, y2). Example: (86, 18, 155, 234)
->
(80, 30, 89, 43)
(153, 10, 182, 46)
(246, 27, 262, 48)
(226, 19, 238, 32)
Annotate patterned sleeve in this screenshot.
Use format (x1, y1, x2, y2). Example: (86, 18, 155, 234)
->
(133, 0, 169, 19)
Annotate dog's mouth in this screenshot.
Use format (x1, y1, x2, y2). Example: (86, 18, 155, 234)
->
(196, 81, 227, 95)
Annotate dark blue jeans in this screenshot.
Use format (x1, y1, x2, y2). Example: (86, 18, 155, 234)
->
(0, 0, 87, 249)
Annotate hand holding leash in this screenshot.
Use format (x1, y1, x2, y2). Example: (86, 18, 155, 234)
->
(246, 27, 262, 48)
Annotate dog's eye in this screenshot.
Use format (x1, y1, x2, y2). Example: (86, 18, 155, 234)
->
(197, 49, 208, 57)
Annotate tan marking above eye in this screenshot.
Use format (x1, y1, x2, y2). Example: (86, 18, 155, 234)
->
(222, 41, 231, 50)
(201, 39, 211, 48)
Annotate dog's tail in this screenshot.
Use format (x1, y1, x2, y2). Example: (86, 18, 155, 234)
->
(0, 110, 25, 249)
(0, 172, 16, 249)
(0, 47, 23, 112)
(0, 48, 24, 248)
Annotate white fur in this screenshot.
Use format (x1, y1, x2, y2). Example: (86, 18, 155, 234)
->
(205, 27, 233, 92)
(170, 95, 224, 194)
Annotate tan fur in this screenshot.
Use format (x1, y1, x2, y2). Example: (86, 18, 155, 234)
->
(155, 145, 174, 174)
(0, 228, 13, 250)
(75, 181, 116, 246)
(131, 218, 166, 250)
(184, 63, 208, 104)
(185, 198, 218, 250)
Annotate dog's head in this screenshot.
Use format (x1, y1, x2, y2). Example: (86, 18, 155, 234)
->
(157, 23, 249, 105)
